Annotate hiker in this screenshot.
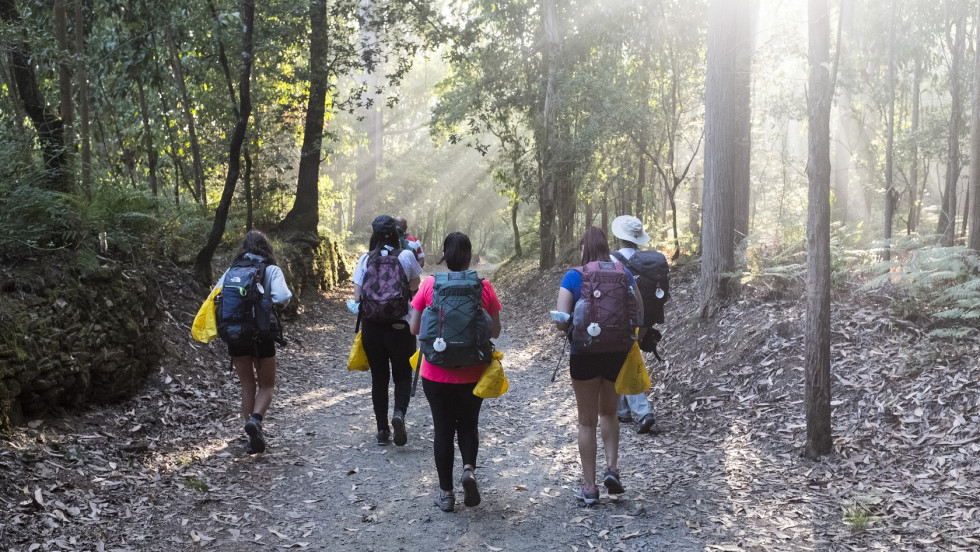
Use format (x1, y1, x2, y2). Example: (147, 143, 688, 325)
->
(212, 230, 292, 454)
(352, 215, 423, 446)
(409, 232, 502, 512)
(394, 216, 425, 268)
(609, 215, 659, 434)
(554, 226, 641, 505)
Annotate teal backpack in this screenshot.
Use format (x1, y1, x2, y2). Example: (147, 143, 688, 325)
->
(418, 271, 493, 367)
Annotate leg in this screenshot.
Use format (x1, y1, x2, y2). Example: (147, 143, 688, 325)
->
(233, 356, 257, 422)
(455, 382, 483, 468)
(423, 378, 458, 492)
(624, 392, 651, 418)
(252, 356, 277, 416)
(571, 376, 601, 488)
(361, 322, 392, 431)
(597, 378, 621, 470)
(617, 395, 632, 421)
(387, 324, 416, 416)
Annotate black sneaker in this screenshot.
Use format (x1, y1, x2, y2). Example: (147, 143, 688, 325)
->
(244, 416, 265, 454)
(617, 415, 633, 424)
(461, 468, 481, 507)
(391, 411, 407, 447)
(603, 467, 625, 494)
(434, 489, 455, 512)
(637, 413, 656, 434)
(376, 429, 391, 446)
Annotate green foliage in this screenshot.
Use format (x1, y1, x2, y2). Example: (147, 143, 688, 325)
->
(0, 182, 83, 255)
(861, 242, 980, 338)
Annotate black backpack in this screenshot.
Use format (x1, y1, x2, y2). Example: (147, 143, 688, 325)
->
(214, 259, 283, 347)
(418, 271, 493, 367)
(612, 250, 670, 326)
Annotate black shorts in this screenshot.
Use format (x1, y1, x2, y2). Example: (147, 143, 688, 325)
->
(569, 351, 628, 382)
(228, 339, 276, 359)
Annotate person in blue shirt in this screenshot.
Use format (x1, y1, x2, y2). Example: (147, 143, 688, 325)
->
(554, 226, 641, 505)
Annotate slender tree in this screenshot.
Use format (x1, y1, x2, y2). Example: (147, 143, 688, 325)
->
(804, 0, 837, 458)
(166, 24, 207, 206)
(74, 0, 91, 195)
(194, 0, 255, 283)
(539, 0, 559, 269)
(938, 0, 966, 245)
(969, 0, 980, 251)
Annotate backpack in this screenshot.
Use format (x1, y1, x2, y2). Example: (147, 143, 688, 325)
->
(418, 271, 493, 367)
(612, 250, 670, 326)
(571, 261, 639, 353)
(360, 249, 411, 323)
(214, 259, 283, 347)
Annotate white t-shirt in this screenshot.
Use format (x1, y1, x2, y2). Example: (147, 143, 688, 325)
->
(352, 247, 423, 322)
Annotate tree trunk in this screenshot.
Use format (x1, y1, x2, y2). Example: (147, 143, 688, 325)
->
(804, 0, 835, 459)
(731, 4, 755, 245)
(939, 0, 966, 245)
(135, 75, 158, 196)
(194, 0, 255, 283)
(55, 0, 73, 135)
(74, 0, 91, 196)
(281, 0, 328, 236)
(166, 25, 207, 206)
(636, 157, 645, 223)
(538, 0, 559, 269)
(0, 0, 70, 192)
(511, 199, 522, 257)
(883, 1, 897, 260)
(908, 57, 921, 235)
(700, 0, 752, 315)
(968, 0, 980, 251)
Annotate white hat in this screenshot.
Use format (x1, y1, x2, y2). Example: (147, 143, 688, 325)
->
(611, 215, 651, 246)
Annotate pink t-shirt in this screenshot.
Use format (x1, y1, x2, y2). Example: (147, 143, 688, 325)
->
(411, 275, 502, 384)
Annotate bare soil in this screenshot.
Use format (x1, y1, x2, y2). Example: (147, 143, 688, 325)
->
(1, 259, 978, 551)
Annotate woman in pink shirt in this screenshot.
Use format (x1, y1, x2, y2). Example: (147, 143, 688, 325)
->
(409, 232, 502, 513)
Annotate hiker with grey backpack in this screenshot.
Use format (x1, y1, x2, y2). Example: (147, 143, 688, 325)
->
(609, 215, 669, 435)
(409, 232, 502, 513)
(212, 230, 292, 455)
(351, 215, 423, 447)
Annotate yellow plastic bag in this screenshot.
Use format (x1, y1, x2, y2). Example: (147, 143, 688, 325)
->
(191, 286, 221, 343)
(473, 351, 508, 399)
(410, 348, 422, 371)
(347, 332, 370, 371)
(615, 342, 651, 395)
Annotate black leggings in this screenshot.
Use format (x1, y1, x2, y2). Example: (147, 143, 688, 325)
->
(360, 319, 416, 430)
(422, 378, 484, 492)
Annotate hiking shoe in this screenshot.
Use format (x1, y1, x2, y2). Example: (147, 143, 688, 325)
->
(575, 485, 600, 506)
(391, 411, 407, 447)
(434, 489, 455, 512)
(244, 416, 265, 454)
(603, 467, 625, 494)
(618, 415, 633, 424)
(376, 429, 391, 446)
(461, 468, 481, 507)
(637, 413, 656, 435)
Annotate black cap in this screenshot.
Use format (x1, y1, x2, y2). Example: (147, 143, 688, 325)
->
(372, 215, 397, 236)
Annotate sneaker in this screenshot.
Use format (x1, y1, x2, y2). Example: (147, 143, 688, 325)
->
(461, 468, 481, 507)
(637, 413, 656, 435)
(434, 489, 455, 512)
(618, 414, 633, 424)
(603, 467, 625, 494)
(376, 429, 390, 446)
(244, 416, 265, 454)
(575, 485, 600, 505)
(391, 411, 407, 447)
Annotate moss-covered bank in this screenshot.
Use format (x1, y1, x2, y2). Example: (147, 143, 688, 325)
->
(0, 251, 160, 430)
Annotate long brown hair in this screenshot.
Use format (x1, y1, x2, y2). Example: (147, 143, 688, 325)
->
(580, 226, 611, 265)
(234, 230, 278, 265)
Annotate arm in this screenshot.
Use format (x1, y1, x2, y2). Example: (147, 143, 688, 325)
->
(490, 311, 501, 339)
(409, 307, 421, 335)
(353, 284, 362, 303)
(556, 287, 574, 333)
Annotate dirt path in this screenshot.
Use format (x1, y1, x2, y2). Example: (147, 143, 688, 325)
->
(3, 263, 979, 551)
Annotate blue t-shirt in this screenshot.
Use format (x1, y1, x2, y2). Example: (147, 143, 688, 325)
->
(560, 265, 637, 354)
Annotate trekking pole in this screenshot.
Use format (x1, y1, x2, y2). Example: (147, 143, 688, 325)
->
(410, 349, 423, 397)
(551, 329, 570, 383)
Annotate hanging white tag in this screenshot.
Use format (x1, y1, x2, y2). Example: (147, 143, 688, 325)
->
(587, 322, 601, 337)
(656, 288, 665, 299)
(433, 337, 447, 352)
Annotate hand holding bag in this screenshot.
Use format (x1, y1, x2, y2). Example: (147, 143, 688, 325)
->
(473, 350, 508, 399)
(347, 331, 370, 371)
(191, 287, 221, 343)
(615, 342, 651, 395)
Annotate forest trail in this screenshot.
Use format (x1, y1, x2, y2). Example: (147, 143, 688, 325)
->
(2, 262, 979, 551)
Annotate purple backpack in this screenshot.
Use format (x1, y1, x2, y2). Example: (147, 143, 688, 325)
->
(360, 250, 410, 323)
(571, 261, 638, 353)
